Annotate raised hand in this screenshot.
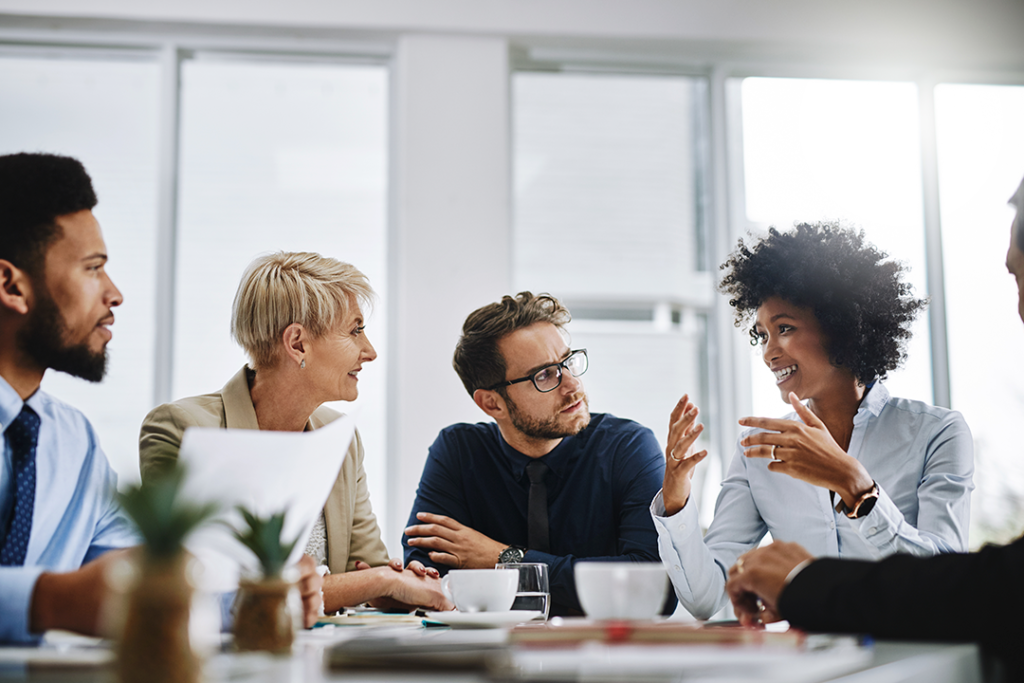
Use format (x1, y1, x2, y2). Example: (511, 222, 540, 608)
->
(404, 512, 506, 569)
(738, 391, 874, 508)
(662, 394, 709, 516)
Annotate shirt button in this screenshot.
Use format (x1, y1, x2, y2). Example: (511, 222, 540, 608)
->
(869, 527, 877, 534)
(674, 565, 681, 572)
(678, 524, 686, 532)
(829, 521, 836, 530)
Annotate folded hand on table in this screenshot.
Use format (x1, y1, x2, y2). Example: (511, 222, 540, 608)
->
(725, 542, 813, 627)
(404, 512, 505, 569)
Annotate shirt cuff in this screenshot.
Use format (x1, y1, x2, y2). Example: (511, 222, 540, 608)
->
(0, 566, 47, 643)
(784, 559, 813, 586)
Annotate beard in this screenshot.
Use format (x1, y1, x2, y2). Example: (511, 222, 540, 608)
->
(17, 287, 108, 382)
(505, 391, 590, 440)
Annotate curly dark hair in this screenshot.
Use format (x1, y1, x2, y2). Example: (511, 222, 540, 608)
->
(718, 222, 927, 384)
(0, 153, 97, 277)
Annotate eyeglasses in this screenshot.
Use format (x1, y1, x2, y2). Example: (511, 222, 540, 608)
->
(487, 349, 589, 393)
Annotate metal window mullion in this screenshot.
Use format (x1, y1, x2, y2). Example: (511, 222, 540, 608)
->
(152, 44, 183, 407)
(918, 79, 951, 409)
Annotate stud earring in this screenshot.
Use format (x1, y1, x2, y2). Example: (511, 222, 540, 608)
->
(300, 359, 306, 369)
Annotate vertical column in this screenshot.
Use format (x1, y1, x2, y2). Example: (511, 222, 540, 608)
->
(153, 44, 183, 407)
(386, 35, 511, 551)
(918, 80, 951, 409)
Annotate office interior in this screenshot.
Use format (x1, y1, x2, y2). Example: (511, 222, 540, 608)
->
(1, 0, 1023, 583)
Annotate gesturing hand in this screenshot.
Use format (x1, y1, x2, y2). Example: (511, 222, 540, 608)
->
(662, 394, 709, 516)
(738, 391, 874, 508)
(725, 542, 813, 627)
(404, 512, 506, 569)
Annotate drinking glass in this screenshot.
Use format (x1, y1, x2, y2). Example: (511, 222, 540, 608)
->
(495, 562, 550, 620)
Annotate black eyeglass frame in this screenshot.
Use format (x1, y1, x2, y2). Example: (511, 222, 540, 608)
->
(485, 348, 588, 393)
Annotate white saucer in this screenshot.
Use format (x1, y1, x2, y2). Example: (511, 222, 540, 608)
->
(424, 610, 544, 629)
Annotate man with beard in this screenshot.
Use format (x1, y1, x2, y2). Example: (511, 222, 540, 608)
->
(0, 152, 134, 641)
(403, 292, 671, 615)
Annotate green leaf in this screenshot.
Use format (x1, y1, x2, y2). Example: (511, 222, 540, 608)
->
(118, 465, 218, 558)
(230, 506, 300, 579)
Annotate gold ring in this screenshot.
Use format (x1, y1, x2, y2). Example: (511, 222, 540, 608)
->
(770, 444, 776, 459)
(669, 449, 682, 462)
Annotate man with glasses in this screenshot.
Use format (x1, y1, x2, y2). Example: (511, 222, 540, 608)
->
(403, 292, 671, 615)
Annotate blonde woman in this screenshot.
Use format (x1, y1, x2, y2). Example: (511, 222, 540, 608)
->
(140, 252, 451, 614)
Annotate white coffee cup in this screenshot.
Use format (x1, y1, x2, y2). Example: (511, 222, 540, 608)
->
(574, 562, 668, 620)
(441, 569, 518, 613)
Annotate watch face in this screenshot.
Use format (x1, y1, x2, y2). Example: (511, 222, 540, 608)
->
(853, 494, 879, 519)
(499, 547, 525, 563)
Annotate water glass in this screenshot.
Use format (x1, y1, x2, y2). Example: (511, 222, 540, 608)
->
(495, 562, 550, 620)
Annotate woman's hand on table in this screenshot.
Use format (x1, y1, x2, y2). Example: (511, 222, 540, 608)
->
(739, 391, 874, 508)
(355, 558, 440, 579)
(366, 565, 453, 612)
(662, 394, 708, 517)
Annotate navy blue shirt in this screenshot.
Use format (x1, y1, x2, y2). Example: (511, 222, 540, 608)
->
(403, 413, 672, 614)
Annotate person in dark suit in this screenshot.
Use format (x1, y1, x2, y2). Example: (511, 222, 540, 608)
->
(724, 174, 1024, 678)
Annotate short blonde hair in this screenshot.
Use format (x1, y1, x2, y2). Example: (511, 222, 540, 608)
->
(231, 252, 374, 370)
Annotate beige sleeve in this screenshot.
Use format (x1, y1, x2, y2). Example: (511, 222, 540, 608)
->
(344, 430, 390, 571)
(139, 402, 190, 484)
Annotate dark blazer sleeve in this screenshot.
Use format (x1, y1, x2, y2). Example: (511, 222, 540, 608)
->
(780, 536, 1024, 674)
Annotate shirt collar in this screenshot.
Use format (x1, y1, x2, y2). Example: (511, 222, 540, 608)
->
(0, 375, 23, 433)
(499, 429, 574, 480)
(853, 381, 890, 424)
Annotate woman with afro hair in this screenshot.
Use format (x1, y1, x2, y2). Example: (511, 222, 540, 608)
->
(650, 222, 974, 620)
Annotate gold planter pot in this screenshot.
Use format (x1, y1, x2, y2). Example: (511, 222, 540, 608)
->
(233, 577, 298, 654)
(117, 551, 199, 683)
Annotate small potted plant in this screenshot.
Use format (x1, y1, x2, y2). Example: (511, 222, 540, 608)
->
(230, 508, 301, 653)
(116, 467, 218, 683)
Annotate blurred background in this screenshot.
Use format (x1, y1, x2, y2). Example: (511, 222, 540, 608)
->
(1, 0, 1023, 570)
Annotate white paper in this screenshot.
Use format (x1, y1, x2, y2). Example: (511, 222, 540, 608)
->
(177, 412, 356, 591)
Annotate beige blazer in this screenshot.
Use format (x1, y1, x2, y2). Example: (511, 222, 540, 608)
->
(139, 366, 390, 574)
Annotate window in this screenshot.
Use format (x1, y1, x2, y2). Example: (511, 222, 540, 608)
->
(513, 71, 712, 507)
(0, 54, 161, 485)
(936, 83, 1024, 546)
(739, 77, 933, 418)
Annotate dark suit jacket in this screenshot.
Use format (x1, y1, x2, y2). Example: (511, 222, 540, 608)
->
(779, 535, 1024, 677)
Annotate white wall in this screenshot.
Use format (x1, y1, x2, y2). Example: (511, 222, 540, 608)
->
(1, 0, 1023, 71)
(388, 34, 511, 547)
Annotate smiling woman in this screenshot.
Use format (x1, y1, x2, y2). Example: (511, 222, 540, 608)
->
(138, 252, 451, 615)
(651, 222, 976, 620)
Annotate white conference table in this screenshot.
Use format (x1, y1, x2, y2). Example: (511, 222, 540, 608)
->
(0, 626, 985, 683)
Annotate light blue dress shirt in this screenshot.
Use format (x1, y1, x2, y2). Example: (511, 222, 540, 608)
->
(0, 375, 136, 642)
(651, 383, 975, 619)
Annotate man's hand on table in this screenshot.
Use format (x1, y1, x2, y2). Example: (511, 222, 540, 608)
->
(295, 554, 324, 628)
(30, 548, 131, 636)
(725, 542, 814, 627)
(404, 512, 505, 569)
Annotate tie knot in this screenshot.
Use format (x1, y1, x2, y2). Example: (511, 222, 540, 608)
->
(526, 459, 550, 484)
(6, 406, 40, 456)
